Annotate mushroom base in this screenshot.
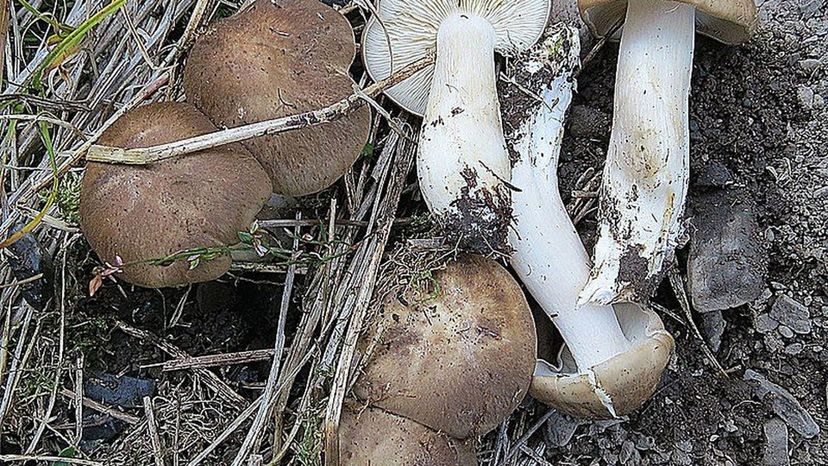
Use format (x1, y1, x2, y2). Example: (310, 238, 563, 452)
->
(530, 303, 674, 419)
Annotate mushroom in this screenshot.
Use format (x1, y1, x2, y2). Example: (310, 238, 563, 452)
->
(576, 0, 758, 305)
(502, 24, 674, 418)
(80, 102, 271, 288)
(353, 254, 536, 438)
(183, 0, 372, 196)
(340, 402, 477, 466)
(362, 0, 550, 251)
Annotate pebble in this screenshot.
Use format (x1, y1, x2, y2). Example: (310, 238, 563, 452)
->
(635, 435, 656, 451)
(784, 343, 804, 355)
(755, 313, 780, 334)
(744, 370, 820, 438)
(700, 310, 726, 352)
(543, 410, 583, 447)
(799, 58, 822, 71)
(694, 161, 733, 188)
(619, 440, 637, 464)
(763, 418, 790, 466)
(813, 94, 825, 109)
(769, 295, 812, 334)
(778, 325, 795, 338)
(6, 228, 53, 312)
(797, 85, 815, 109)
(688, 190, 767, 313)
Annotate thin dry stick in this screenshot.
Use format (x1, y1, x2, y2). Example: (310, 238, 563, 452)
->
(143, 396, 166, 466)
(85, 55, 433, 164)
(187, 395, 263, 466)
(323, 130, 416, 466)
(0, 0, 8, 81)
(115, 320, 245, 405)
(0, 455, 102, 466)
(74, 353, 84, 444)
(58, 388, 140, 424)
(668, 271, 728, 377)
(155, 349, 277, 372)
(504, 409, 557, 463)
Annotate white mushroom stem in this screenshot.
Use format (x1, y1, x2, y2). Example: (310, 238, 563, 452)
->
(418, 12, 511, 244)
(509, 30, 631, 371)
(580, 0, 696, 305)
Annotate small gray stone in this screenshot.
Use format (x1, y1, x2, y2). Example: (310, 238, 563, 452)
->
(763, 418, 790, 466)
(813, 94, 825, 110)
(694, 161, 733, 188)
(784, 343, 804, 355)
(602, 452, 619, 465)
(764, 334, 785, 353)
(635, 435, 656, 451)
(675, 440, 693, 453)
(744, 370, 820, 438)
(543, 410, 583, 448)
(700, 310, 726, 352)
(688, 190, 767, 313)
(619, 440, 637, 464)
(797, 85, 815, 109)
(778, 325, 795, 339)
(671, 449, 693, 466)
(770, 295, 812, 334)
(755, 313, 780, 334)
(799, 58, 822, 71)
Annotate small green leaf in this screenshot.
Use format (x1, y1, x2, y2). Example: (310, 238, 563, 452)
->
(54, 446, 77, 466)
(238, 231, 254, 243)
(361, 143, 374, 158)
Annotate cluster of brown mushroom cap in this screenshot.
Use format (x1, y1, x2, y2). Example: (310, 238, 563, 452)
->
(343, 254, 537, 464)
(80, 0, 369, 288)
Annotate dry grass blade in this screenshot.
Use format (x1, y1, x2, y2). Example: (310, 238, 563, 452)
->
(668, 270, 728, 377)
(85, 55, 433, 165)
(144, 396, 167, 466)
(114, 320, 245, 405)
(323, 127, 417, 466)
(156, 349, 277, 372)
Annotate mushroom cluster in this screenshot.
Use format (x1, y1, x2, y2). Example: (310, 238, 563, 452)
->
(344, 254, 537, 463)
(184, 0, 371, 196)
(80, 0, 371, 288)
(77, 0, 763, 459)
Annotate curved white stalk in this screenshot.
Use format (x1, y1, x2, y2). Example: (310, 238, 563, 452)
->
(508, 28, 631, 371)
(580, 0, 696, 305)
(419, 13, 512, 252)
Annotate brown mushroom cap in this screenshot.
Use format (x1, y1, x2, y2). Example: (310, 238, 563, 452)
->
(530, 303, 674, 419)
(80, 102, 271, 288)
(340, 402, 478, 466)
(353, 254, 537, 439)
(183, 0, 372, 196)
(578, 0, 758, 44)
